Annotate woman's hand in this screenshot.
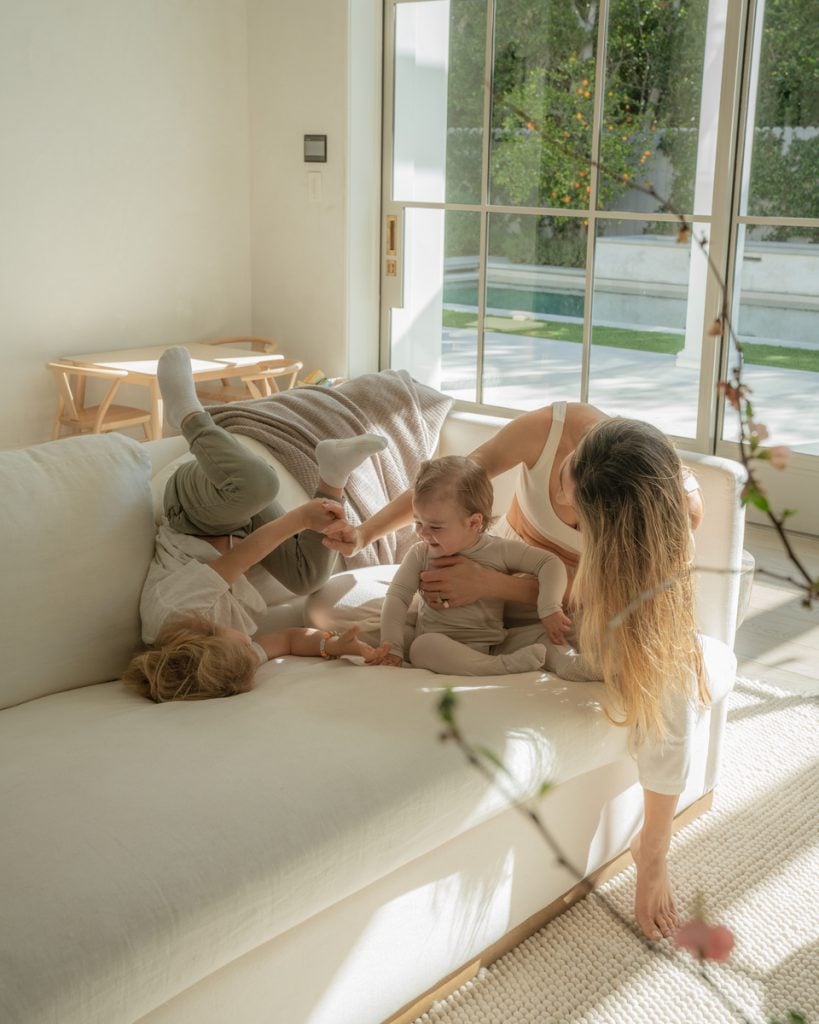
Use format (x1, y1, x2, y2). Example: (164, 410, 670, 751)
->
(419, 555, 496, 609)
(631, 791, 678, 940)
(322, 519, 365, 557)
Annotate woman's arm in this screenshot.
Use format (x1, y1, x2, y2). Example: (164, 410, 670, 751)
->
(209, 499, 344, 584)
(420, 555, 540, 608)
(631, 789, 679, 939)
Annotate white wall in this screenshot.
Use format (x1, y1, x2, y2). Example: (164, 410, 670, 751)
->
(247, 0, 381, 382)
(0, 0, 382, 448)
(0, 0, 252, 447)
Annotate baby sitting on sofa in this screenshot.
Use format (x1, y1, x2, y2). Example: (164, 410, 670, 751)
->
(126, 347, 389, 702)
(365, 455, 575, 676)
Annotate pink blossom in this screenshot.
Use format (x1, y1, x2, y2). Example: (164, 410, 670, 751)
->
(768, 445, 791, 469)
(749, 421, 769, 441)
(717, 380, 742, 410)
(674, 918, 735, 962)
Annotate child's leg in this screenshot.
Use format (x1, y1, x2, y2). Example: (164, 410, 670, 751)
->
(165, 411, 281, 536)
(158, 346, 280, 536)
(315, 436, 388, 492)
(409, 632, 546, 676)
(250, 492, 339, 595)
(499, 619, 602, 682)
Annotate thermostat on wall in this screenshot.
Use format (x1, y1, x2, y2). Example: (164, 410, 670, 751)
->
(304, 135, 327, 162)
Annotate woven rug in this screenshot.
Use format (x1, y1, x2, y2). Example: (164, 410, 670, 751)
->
(413, 679, 819, 1024)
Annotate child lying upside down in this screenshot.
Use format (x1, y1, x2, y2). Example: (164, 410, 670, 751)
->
(125, 346, 389, 702)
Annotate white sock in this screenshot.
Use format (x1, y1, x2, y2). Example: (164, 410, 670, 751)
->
(157, 347, 205, 429)
(498, 644, 547, 674)
(315, 434, 388, 489)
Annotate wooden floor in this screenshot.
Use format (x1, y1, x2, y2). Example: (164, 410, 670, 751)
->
(736, 522, 819, 696)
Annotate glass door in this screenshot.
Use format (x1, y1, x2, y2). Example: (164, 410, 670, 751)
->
(381, 0, 737, 443)
(716, 0, 819, 533)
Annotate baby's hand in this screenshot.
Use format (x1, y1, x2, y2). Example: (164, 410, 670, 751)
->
(300, 498, 346, 533)
(541, 609, 572, 646)
(364, 643, 402, 667)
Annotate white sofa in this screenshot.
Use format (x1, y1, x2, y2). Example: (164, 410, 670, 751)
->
(0, 407, 745, 1024)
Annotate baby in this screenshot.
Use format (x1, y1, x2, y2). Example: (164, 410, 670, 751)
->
(366, 455, 571, 675)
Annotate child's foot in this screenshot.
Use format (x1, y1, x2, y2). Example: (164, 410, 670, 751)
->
(157, 346, 205, 429)
(498, 643, 547, 673)
(316, 435, 388, 488)
(544, 644, 601, 681)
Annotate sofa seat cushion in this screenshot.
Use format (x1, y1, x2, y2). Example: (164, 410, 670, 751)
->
(0, 658, 625, 1024)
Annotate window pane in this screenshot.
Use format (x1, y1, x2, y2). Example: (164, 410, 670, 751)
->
(480, 213, 586, 408)
(393, 2, 452, 204)
(393, 209, 480, 400)
(394, 1, 487, 206)
(745, 0, 819, 220)
(587, 219, 703, 437)
(599, 0, 710, 215)
(490, 0, 597, 209)
(446, 0, 488, 205)
(722, 227, 819, 455)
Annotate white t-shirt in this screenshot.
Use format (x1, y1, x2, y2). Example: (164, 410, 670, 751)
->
(140, 520, 268, 644)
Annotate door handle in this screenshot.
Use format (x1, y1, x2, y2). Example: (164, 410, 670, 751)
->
(386, 215, 398, 276)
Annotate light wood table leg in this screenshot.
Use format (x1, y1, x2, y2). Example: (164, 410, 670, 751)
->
(149, 382, 163, 441)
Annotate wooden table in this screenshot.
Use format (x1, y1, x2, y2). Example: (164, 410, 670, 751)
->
(61, 343, 285, 440)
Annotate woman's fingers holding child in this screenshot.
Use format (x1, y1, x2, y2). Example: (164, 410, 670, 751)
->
(420, 555, 486, 608)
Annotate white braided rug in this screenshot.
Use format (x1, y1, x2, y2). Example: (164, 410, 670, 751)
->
(413, 680, 819, 1024)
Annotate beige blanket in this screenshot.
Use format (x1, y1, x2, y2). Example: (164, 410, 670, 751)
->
(209, 369, 453, 567)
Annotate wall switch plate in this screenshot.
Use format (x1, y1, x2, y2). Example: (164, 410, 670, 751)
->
(304, 134, 327, 162)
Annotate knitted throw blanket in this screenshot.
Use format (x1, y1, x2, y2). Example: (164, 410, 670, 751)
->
(209, 369, 453, 567)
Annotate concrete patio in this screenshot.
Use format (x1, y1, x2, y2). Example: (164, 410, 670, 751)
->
(439, 326, 819, 456)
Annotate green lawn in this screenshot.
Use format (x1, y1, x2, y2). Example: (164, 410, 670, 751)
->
(442, 310, 819, 372)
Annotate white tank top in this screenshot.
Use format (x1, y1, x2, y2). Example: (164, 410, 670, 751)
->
(492, 402, 582, 564)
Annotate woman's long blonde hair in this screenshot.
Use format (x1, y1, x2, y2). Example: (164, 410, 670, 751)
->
(123, 614, 257, 703)
(570, 418, 707, 740)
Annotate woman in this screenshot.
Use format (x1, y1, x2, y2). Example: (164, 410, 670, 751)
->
(323, 401, 707, 942)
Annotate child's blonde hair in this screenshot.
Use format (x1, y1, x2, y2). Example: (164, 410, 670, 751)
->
(414, 455, 495, 531)
(124, 613, 257, 703)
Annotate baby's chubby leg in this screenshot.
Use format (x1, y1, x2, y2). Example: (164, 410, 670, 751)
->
(409, 632, 546, 676)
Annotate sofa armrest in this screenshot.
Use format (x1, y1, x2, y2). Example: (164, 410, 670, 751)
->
(679, 450, 747, 648)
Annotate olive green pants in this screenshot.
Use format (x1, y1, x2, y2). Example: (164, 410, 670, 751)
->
(163, 411, 337, 595)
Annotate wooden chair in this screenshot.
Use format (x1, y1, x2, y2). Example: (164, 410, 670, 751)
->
(195, 336, 303, 403)
(46, 362, 153, 440)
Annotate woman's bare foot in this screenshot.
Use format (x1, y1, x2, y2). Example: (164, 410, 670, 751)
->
(631, 832, 678, 940)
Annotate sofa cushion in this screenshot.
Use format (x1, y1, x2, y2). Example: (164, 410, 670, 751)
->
(0, 434, 155, 709)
